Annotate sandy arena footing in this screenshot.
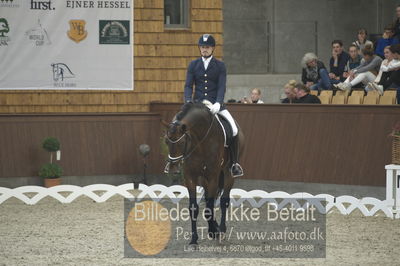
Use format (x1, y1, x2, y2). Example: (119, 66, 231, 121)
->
(0, 193, 399, 265)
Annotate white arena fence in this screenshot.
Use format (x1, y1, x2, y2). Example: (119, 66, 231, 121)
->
(0, 183, 399, 219)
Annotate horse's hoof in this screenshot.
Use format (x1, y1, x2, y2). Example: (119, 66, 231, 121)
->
(220, 225, 226, 234)
(190, 234, 198, 245)
(217, 232, 226, 241)
(208, 230, 221, 239)
(208, 223, 221, 239)
(189, 240, 198, 246)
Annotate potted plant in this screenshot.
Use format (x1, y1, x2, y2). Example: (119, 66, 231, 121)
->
(39, 163, 63, 187)
(390, 122, 400, 165)
(39, 137, 63, 187)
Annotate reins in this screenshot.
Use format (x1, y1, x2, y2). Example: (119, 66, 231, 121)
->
(166, 113, 216, 163)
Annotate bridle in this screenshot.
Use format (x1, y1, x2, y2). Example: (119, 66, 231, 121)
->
(165, 114, 215, 165)
(165, 132, 190, 163)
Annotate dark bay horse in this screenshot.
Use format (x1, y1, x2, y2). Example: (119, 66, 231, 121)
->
(164, 102, 244, 245)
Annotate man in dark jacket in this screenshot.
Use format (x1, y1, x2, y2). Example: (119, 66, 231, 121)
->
(329, 40, 350, 83)
(294, 83, 321, 104)
(183, 34, 243, 177)
(375, 26, 399, 59)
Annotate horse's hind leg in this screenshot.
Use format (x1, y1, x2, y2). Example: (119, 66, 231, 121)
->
(220, 194, 230, 233)
(188, 188, 199, 245)
(220, 196, 229, 234)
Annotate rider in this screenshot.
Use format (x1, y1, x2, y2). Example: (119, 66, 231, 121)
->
(183, 34, 244, 178)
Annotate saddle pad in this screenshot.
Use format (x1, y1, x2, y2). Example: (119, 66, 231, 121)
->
(216, 114, 233, 147)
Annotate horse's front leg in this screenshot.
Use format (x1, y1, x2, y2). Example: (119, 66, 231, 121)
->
(188, 188, 199, 245)
(204, 169, 221, 239)
(205, 197, 220, 239)
(220, 169, 234, 235)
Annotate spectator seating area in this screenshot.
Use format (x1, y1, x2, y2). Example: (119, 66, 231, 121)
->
(311, 89, 398, 105)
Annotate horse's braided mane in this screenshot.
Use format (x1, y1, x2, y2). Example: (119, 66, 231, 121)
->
(176, 102, 207, 121)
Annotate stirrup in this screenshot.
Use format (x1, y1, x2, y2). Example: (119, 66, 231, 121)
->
(230, 163, 244, 178)
(164, 162, 170, 174)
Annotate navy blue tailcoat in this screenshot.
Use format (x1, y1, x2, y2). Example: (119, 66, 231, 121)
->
(184, 57, 227, 109)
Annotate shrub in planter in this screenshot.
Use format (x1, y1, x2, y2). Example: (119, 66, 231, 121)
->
(42, 137, 60, 153)
(39, 163, 63, 179)
(40, 137, 63, 187)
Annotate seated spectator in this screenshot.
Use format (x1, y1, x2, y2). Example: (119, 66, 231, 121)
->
(390, 45, 400, 104)
(343, 45, 363, 78)
(329, 40, 350, 83)
(375, 26, 399, 59)
(367, 45, 400, 95)
(392, 5, 400, 41)
(293, 83, 321, 104)
(398, 88, 400, 105)
(352, 28, 374, 54)
(241, 88, 264, 104)
(281, 80, 297, 103)
(301, 53, 331, 91)
(374, 44, 400, 103)
(334, 45, 383, 92)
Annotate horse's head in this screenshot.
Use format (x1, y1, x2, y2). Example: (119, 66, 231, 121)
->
(164, 120, 190, 175)
(163, 102, 214, 175)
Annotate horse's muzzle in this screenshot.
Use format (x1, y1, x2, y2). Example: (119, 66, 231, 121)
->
(164, 162, 170, 174)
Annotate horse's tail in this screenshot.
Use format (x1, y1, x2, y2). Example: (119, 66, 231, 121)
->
(217, 170, 224, 198)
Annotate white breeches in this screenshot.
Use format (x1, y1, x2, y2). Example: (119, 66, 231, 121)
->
(345, 72, 377, 88)
(218, 109, 238, 136)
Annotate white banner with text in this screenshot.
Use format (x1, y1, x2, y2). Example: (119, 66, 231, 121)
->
(0, 0, 133, 90)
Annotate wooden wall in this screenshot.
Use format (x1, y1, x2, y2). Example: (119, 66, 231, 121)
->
(151, 103, 400, 187)
(1, 104, 400, 186)
(0, 113, 163, 178)
(0, 0, 224, 113)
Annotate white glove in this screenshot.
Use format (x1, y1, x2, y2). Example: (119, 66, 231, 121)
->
(210, 102, 220, 114)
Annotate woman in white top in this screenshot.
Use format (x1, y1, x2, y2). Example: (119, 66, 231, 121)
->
(368, 45, 400, 94)
(242, 88, 264, 104)
(352, 28, 374, 55)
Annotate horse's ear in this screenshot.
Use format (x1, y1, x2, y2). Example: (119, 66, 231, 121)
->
(161, 119, 169, 128)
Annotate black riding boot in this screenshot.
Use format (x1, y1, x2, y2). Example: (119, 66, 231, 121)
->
(229, 135, 244, 178)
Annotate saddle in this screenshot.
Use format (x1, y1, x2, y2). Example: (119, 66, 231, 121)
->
(216, 114, 234, 147)
(201, 100, 234, 147)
